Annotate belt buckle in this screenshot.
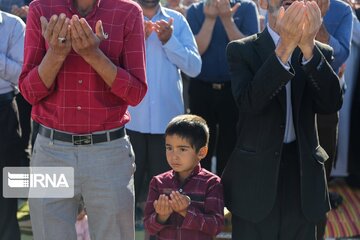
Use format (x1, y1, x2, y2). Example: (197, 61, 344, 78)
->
(72, 134, 92, 145)
(212, 83, 223, 90)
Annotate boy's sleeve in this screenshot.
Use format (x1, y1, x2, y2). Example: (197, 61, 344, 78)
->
(181, 178, 225, 236)
(143, 177, 173, 235)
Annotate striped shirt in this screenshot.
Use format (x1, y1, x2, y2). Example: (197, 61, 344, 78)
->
(144, 164, 224, 240)
(19, 0, 147, 133)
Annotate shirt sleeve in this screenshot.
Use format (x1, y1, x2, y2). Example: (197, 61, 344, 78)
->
(326, 4, 353, 72)
(180, 179, 225, 236)
(0, 17, 25, 87)
(18, 2, 56, 105)
(162, 13, 202, 78)
(144, 178, 173, 235)
(352, 13, 360, 46)
(235, 1, 259, 36)
(186, 4, 202, 35)
(110, 6, 147, 107)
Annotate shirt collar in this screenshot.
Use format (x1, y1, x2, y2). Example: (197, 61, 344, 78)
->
(266, 23, 280, 46)
(145, 4, 171, 20)
(159, 4, 171, 18)
(0, 11, 3, 24)
(171, 163, 202, 180)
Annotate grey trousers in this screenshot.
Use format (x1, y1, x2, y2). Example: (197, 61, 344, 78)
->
(29, 133, 136, 240)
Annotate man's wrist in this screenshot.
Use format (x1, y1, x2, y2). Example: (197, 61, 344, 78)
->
(204, 16, 217, 22)
(275, 40, 295, 64)
(219, 15, 233, 25)
(47, 48, 68, 63)
(82, 48, 103, 65)
(299, 42, 314, 61)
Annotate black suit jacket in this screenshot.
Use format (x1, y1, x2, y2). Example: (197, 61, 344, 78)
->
(222, 28, 343, 223)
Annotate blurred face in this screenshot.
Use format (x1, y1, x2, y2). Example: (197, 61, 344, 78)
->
(167, 0, 181, 7)
(165, 135, 206, 181)
(266, 0, 298, 16)
(138, 0, 161, 9)
(74, 0, 96, 12)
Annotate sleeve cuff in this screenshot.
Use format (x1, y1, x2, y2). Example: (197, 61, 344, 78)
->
(162, 34, 180, 51)
(25, 66, 56, 97)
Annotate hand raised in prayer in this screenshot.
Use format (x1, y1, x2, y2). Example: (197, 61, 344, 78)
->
(40, 13, 71, 59)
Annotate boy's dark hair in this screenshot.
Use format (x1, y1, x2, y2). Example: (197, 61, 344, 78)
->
(165, 114, 209, 152)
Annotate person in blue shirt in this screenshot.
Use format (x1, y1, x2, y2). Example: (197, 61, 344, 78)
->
(314, 0, 353, 238)
(0, 9, 25, 240)
(186, 0, 259, 175)
(126, 0, 201, 229)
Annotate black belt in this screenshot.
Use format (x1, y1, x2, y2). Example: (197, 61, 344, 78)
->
(0, 91, 14, 103)
(193, 80, 231, 90)
(38, 125, 126, 145)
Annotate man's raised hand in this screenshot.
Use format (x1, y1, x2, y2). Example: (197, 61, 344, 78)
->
(40, 14, 71, 59)
(275, 2, 306, 63)
(299, 1, 322, 60)
(70, 15, 106, 60)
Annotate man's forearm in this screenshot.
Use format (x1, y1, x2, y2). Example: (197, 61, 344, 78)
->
(83, 49, 117, 87)
(0, 53, 23, 86)
(195, 17, 216, 55)
(220, 17, 245, 41)
(38, 49, 67, 88)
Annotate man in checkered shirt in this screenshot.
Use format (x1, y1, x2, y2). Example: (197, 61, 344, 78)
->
(19, 0, 147, 239)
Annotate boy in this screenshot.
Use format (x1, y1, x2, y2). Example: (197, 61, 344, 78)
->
(144, 114, 224, 239)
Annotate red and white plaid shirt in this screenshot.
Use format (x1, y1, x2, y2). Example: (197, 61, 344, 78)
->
(19, 0, 147, 133)
(144, 164, 224, 240)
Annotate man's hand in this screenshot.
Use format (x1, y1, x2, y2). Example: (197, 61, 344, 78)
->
(154, 18, 174, 45)
(40, 14, 71, 59)
(144, 20, 154, 40)
(169, 191, 191, 217)
(204, 0, 219, 19)
(299, 1, 322, 60)
(70, 15, 107, 61)
(154, 194, 173, 224)
(11, 5, 29, 19)
(217, 0, 240, 20)
(275, 2, 306, 63)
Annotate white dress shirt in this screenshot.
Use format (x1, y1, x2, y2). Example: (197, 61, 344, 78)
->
(127, 6, 201, 134)
(267, 24, 296, 143)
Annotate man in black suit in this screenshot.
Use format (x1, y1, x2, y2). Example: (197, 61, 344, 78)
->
(222, 0, 343, 239)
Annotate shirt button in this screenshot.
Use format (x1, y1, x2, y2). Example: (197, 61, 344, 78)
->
(78, 80, 83, 84)
(77, 106, 81, 110)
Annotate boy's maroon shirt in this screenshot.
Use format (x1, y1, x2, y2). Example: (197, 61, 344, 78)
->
(144, 164, 225, 239)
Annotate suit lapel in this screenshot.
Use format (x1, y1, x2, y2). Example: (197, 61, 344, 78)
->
(254, 28, 286, 112)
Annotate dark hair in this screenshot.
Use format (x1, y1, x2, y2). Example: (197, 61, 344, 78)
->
(165, 114, 209, 152)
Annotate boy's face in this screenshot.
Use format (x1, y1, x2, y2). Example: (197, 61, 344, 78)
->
(165, 134, 206, 181)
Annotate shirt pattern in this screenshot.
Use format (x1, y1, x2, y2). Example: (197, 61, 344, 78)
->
(19, 0, 147, 133)
(144, 164, 224, 240)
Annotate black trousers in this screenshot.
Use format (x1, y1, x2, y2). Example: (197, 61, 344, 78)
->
(316, 113, 339, 240)
(127, 130, 170, 206)
(188, 80, 238, 175)
(232, 142, 316, 240)
(15, 93, 32, 166)
(0, 97, 22, 240)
